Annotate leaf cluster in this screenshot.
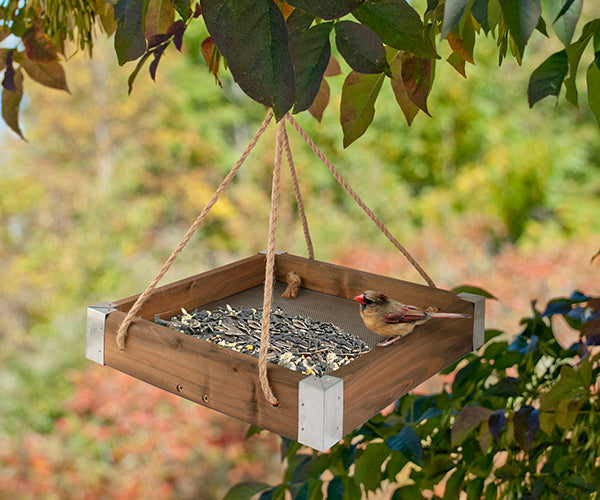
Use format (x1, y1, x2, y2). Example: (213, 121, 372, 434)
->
(2, 0, 600, 143)
(228, 290, 600, 499)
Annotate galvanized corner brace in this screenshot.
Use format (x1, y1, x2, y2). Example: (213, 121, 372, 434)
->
(86, 302, 117, 366)
(298, 375, 344, 452)
(457, 292, 486, 351)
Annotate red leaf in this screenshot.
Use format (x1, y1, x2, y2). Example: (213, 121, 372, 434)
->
(201, 37, 222, 85)
(0, 48, 9, 72)
(324, 54, 342, 77)
(21, 56, 69, 92)
(193, 3, 202, 17)
(308, 77, 330, 122)
(513, 405, 539, 451)
(447, 32, 475, 64)
(150, 44, 168, 81)
(22, 24, 59, 62)
(2, 50, 16, 92)
(451, 406, 493, 447)
(1, 68, 26, 140)
(167, 20, 186, 51)
(0, 26, 10, 43)
(388, 49, 419, 125)
(148, 33, 170, 48)
(167, 19, 186, 36)
(401, 53, 432, 116)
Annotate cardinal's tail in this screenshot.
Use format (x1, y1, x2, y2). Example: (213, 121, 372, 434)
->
(430, 312, 471, 319)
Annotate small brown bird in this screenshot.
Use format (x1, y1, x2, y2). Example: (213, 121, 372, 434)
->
(354, 290, 471, 346)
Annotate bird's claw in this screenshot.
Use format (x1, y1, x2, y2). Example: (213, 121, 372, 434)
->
(377, 336, 401, 347)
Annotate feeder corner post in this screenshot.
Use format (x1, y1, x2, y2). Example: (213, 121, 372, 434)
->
(458, 292, 486, 351)
(298, 375, 344, 452)
(86, 302, 117, 365)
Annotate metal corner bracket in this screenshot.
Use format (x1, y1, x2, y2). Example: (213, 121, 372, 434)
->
(298, 375, 343, 452)
(86, 302, 117, 365)
(458, 292, 486, 351)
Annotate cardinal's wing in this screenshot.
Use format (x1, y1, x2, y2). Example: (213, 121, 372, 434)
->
(382, 306, 428, 324)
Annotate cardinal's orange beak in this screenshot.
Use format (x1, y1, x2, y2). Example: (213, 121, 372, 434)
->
(354, 294, 365, 305)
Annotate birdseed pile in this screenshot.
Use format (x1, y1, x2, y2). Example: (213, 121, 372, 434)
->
(155, 305, 371, 376)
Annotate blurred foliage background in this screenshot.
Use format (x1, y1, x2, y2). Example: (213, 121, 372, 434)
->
(1, 16, 599, 499)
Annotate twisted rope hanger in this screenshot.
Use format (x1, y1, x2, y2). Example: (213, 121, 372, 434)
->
(115, 110, 274, 350)
(285, 114, 437, 289)
(282, 123, 314, 260)
(258, 119, 287, 406)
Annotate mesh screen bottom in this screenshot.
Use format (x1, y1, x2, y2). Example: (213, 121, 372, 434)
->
(199, 282, 382, 348)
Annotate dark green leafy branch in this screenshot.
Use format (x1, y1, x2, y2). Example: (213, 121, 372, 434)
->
(227, 290, 600, 499)
(1, 0, 600, 142)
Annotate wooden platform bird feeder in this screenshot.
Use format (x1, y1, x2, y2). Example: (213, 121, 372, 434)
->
(85, 112, 485, 451)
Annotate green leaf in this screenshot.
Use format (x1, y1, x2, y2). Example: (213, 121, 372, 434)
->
(201, 0, 295, 120)
(452, 285, 497, 299)
(288, 19, 332, 113)
(542, 0, 582, 47)
(484, 329, 504, 342)
(245, 424, 263, 439)
(451, 406, 493, 447)
(127, 51, 152, 94)
(540, 364, 588, 411)
(565, 20, 600, 106)
(340, 71, 384, 147)
(401, 52, 433, 115)
(447, 51, 467, 77)
(326, 476, 345, 500)
(587, 62, 600, 128)
(385, 427, 423, 466)
(499, 0, 541, 58)
(1, 67, 26, 140)
(465, 477, 485, 499)
(443, 467, 466, 499)
(293, 478, 324, 500)
(342, 478, 361, 499)
(392, 484, 423, 500)
(114, 0, 148, 65)
(170, 0, 191, 19)
(223, 482, 271, 500)
(145, 0, 175, 38)
(335, 21, 389, 75)
(483, 377, 520, 398)
(353, 0, 438, 59)
(21, 56, 69, 92)
(441, 0, 469, 39)
(471, 0, 490, 32)
(353, 443, 389, 492)
(285, 0, 364, 20)
(388, 49, 420, 125)
(565, 475, 596, 494)
(484, 482, 498, 500)
(555, 398, 582, 429)
(95, 0, 117, 36)
(527, 49, 568, 107)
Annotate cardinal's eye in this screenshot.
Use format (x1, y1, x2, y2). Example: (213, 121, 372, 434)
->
(363, 296, 373, 304)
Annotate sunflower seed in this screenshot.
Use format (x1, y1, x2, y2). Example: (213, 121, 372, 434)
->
(158, 304, 371, 377)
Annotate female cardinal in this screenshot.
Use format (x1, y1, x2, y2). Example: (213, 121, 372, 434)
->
(354, 290, 471, 346)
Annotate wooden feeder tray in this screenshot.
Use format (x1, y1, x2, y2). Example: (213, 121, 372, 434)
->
(86, 252, 484, 451)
